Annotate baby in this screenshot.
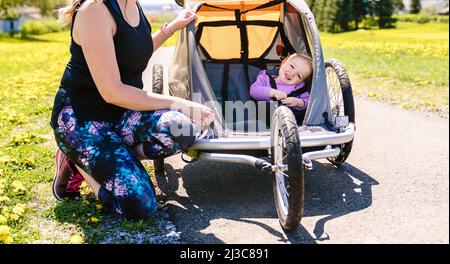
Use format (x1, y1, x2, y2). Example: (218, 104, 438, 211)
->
(250, 53, 313, 124)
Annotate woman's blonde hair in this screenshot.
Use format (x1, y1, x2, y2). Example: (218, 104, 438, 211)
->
(58, 0, 104, 25)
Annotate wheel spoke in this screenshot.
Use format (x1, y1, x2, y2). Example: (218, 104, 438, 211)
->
(277, 173, 289, 198)
(327, 66, 345, 118)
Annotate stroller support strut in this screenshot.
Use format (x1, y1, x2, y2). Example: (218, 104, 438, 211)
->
(198, 147, 341, 173)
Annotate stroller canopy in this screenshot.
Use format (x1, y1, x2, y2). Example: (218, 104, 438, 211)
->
(170, 0, 332, 127)
(195, 0, 283, 60)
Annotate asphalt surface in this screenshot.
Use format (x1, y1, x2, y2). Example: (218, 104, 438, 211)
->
(143, 47, 449, 244)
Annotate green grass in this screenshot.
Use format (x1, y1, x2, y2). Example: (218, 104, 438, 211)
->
(321, 22, 449, 116)
(0, 29, 175, 244)
(0, 21, 448, 243)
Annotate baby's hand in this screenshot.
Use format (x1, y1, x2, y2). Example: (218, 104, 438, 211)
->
(270, 89, 287, 101)
(281, 97, 305, 108)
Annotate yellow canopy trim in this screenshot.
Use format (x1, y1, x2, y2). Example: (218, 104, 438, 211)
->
(196, 2, 281, 60)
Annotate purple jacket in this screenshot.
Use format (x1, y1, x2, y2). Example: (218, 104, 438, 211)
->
(249, 70, 310, 111)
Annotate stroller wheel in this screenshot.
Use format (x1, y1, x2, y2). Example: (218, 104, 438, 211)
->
(325, 59, 355, 166)
(152, 64, 164, 95)
(152, 64, 165, 175)
(271, 106, 304, 232)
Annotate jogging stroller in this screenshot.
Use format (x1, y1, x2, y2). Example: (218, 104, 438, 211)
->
(152, 0, 356, 232)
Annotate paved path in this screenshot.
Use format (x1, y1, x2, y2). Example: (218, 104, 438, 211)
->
(143, 47, 449, 244)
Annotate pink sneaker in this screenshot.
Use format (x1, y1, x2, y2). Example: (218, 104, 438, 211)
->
(52, 148, 84, 201)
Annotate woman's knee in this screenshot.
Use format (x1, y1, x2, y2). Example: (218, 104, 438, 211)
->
(162, 111, 197, 149)
(119, 193, 158, 220)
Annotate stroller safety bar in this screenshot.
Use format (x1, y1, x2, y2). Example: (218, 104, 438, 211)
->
(198, 147, 341, 172)
(303, 147, 340, 161)
(191, 123, 355, 150)
(198, 153, 274, 173)
(302, 147, 340, 170)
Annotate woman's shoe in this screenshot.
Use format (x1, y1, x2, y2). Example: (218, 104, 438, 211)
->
(52, 148, 84, 201)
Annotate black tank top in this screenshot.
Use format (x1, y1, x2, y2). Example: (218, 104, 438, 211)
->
(57, 0, 153, 123)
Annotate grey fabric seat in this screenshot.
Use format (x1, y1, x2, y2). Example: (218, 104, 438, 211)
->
(204, 63, 262, 107)
(204, 62, 277, 132)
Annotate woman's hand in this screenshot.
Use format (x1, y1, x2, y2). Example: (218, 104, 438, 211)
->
(183, 101, 215, 129)
(167, 9, 198, 33)
(281, 97, 305, 108)
(270, 89, 287, 101)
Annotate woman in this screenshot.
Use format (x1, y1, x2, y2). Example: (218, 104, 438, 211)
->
(50, 0, 214, 219)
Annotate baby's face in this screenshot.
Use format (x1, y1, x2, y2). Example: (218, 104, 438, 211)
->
(278, 56, 312, 85)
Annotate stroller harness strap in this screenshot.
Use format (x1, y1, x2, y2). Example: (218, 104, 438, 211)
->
(202, 0, 284, 13)
(235, 10, 250, 89)
(266, 72, 306, 99)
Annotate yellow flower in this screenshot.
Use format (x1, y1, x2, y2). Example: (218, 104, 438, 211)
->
(80, 184, 92, 196)
(0, 179, 5, 195)
(9, 214, 20, 221)
(11, 181, 26, 194)
(0, 225, 9, 235)
(79, 182, 88, 189)
(0, 215, 6, 225)
(1, 206, 9, 215)
(69, 234, 83, 244)
(90, 217, 100, 223)
(0, 196, 9, 203)
(82, 200, 90, 206)
(2, 235, 13, 244)
(12, 204, 26, 216)
(0, 225, 13, 244)
(95, 204, 103, 210)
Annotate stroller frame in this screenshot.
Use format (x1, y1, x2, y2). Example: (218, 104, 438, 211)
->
(157, 0, 356, 231)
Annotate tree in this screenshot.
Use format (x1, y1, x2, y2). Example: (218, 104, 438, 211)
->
(353, 0, 368, 29)
(322, 0, 340, 32)
(26, 0, 67, 17)
(306, 0, 317, 11)
(392, 0, 405, 12)
(336, 0, 353, 32)
(308, 0, 397, 32)
(372, 0, 396, 28)
(0, 0, 25, 19)
(311, 0, 327, 30)
(410, 0, 421, 14)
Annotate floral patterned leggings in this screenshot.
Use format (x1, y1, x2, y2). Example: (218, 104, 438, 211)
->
(53, 105, 196, 219)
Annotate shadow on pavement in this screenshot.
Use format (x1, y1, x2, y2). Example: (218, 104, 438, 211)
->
(156, 159, 378, 244)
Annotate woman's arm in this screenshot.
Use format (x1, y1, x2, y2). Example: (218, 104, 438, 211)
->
(151, 9, 197, 52)
(75, 3, 213, 124)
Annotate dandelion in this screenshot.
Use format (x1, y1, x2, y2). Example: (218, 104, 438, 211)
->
(0, 179, 6, 195)
(80, 182, 88, 189)
(11, 181, 26, 194)
(1, 206, 9, 215)
(3, 236, 13, 244)
(69, 234, 83, 244)
(90, 217, 100, 223)
(95, 204, 103, 210)
(80, 187, 92, 196)
(0, 225, 10, 235)
(24, 159, 36, 168)
(12, 204, 26, 216)
(9, 214, 20, 221)
(0, 215, 6, 225)
(82, 200, 90, 206)
(0, 225, 13, 244)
